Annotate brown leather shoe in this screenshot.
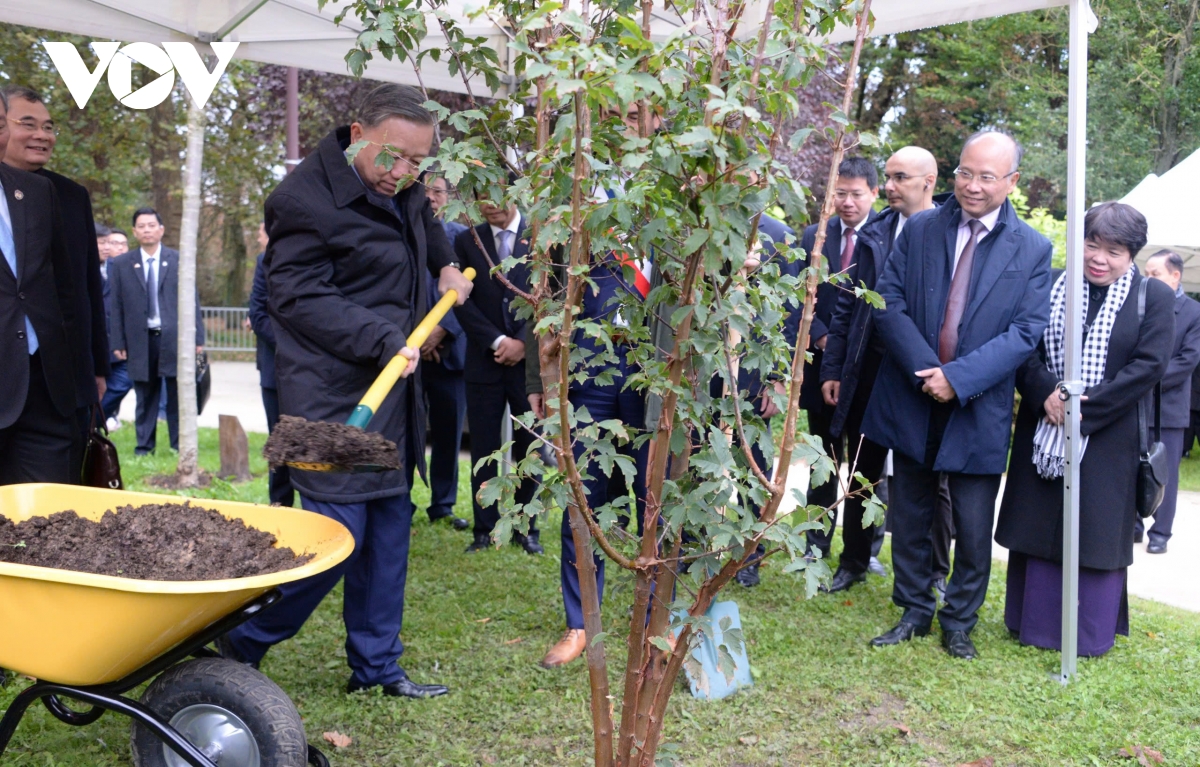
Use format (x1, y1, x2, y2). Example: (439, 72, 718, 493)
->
(540, 629, 586, 668)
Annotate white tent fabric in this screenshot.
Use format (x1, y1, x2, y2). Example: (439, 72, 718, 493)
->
(1123, 148, 1200, 290)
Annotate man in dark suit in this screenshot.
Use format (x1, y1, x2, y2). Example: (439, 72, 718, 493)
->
(2, 86, 110, 474)
(1138, 249, 1200, 553)
(0, 92, 80, 485)
(100, 227, 133, 427)
(799, 157, 879, 568)
(818, 146, 938, 592)
(455, 196, 542, 554)
(863, 131, 1052, 659)
(108, 207, 205, 454)
(248, 223, 293, 507)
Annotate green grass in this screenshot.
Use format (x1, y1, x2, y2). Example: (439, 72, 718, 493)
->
(1178, 447, 1200, 493)
(2, 423, 1199, 765)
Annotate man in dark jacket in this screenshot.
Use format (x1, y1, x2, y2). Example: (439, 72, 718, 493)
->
(1138, 249, 1200, 553)
(100, 227, 133, 426)
(108, 208, 204, 454)
(799, 158, 878, 567)
(818, 146, 938, 592)
(248, 223, 293, 507)
(2, 86, 109, 474)
(863, 131, 1052, 660)
(220, 84, 473, 699)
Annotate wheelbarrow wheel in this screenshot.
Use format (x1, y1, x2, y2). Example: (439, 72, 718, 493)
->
(131, 657, 308, 767)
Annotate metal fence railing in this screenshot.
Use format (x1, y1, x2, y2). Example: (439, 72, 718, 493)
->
(201, 307, 254, 352)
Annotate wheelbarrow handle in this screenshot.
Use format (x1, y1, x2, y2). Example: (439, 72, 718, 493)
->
(346, 267, 477, 429)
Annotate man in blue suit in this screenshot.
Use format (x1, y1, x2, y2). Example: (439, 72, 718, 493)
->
(248, 223, 294, 507)
(863, 131, 1052, 660)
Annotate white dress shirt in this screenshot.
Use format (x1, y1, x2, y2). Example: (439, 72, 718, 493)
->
(952, 206, 1001, 276)
(489, 212, 523, 350)
(140, 244, 163, 329)
(894, 213, 908, 241)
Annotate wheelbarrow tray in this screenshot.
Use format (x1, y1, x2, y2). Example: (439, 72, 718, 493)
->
(0, 484, 353, 687)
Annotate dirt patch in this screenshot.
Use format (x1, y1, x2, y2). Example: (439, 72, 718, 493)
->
(0, 502, 312, 580)
(263, 415, 401, 470)
(144, 470, 214, 489)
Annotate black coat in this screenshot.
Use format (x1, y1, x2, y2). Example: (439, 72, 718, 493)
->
(107, 247, 205, 382)
(0, 164, 77, 428)
(248, 252, 276, 389)
(36, 169, 109, 406)
(264, 127, 456, 503)
(995, 272, 1174, 570)
(1160, 291, 1200, 427)
(453, 217, 532, 385)
(798, 211, 877, 410)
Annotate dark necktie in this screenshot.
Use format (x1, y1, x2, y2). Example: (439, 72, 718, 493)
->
(146, 256, 159, 323)
(497, 230, 519, 336)
(938, 219, 985, 364)
(840, 226, 856, 271)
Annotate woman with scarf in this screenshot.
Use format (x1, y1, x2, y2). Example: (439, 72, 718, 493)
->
(995, 202, 1173, 657)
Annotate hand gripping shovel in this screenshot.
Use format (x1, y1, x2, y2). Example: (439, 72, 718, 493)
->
(266, 267, 476, 473)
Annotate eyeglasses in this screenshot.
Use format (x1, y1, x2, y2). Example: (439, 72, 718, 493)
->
(833, 190, 874, 201)
(8, 118, 57, 136)
(953, 167, 1017, 185)
(883, 172, 915, 184)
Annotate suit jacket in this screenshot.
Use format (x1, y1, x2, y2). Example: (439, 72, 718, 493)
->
(265, 127, 457, 502)
(429, 220, 468, 373)
(454, 217, 532, 385)
(862, 197, 1053, 474)
(798, 210, 878, 410)
(248, 252, 276, 389)
(107, 246, 205, 382)
(1159, 291, 1200, 427)
(0, 164, 78, 428)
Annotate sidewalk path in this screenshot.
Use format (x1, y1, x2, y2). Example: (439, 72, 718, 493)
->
(116, 360, 268, 435)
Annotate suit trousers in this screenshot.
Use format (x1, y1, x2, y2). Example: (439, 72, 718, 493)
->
(225, 493, 414, 686)
(261, 386, 294, 507)
(0, 352, 78, 485)
(101, 359, 133, 421)
(1135, 427, 1185, 544)
(890, 450, 1000, 633)
(132, 332, 179, 454)
(423, 362, 465, 519)
(562, 384, 647, 629)
(466, 366, 538, 537)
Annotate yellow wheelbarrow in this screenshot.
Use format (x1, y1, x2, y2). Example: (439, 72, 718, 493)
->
(0, 484, 356, 767)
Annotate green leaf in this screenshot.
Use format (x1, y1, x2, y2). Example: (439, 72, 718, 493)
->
(649, 636, 673, 654)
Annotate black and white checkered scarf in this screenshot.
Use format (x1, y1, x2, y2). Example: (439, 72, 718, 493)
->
(1032, 268, 1135, 479)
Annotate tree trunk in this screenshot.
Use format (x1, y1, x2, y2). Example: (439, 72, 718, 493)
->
(176, 96, 206, 487)
(149, 99, 183, 249)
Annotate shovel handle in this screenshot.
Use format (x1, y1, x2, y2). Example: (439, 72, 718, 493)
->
(347, 267, 477, 428)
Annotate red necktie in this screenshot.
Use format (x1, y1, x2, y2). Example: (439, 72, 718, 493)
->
(938, 219, 985, 364)
(614, 250, 650, 299)
(840, 227, 856, 271)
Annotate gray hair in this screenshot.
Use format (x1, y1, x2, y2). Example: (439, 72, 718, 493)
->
(356, 83, 436, 128)
(1149, 248, 1185, 276)
(963, 129, 1025, 174)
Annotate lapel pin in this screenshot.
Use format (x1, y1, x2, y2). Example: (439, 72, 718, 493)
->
(13, 190, 23, 200)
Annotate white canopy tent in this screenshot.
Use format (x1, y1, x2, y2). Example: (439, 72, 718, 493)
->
(0, 0, 1097, 681)
(1123, 148, 1200, 291)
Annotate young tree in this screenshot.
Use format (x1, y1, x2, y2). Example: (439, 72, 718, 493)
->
(327, 1, 880, 763)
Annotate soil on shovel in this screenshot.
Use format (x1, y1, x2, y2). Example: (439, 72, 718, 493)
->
(263, 415, 401, 470)
(0, 502, 312, 581)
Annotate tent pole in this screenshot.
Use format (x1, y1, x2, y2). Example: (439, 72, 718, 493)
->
(1060, 0, 1091, 685)
(285, 66, 300, 174)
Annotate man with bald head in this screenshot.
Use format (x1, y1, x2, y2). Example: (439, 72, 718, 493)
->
(863, 131, 1052, 659)
(817, 146, 938, 593)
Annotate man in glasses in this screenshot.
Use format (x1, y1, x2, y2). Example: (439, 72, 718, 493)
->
(861, 131, 1052, 660)
(2, 86, 109, 477)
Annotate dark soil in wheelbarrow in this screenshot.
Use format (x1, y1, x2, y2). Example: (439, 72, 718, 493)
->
(263, 415, 401, 470)
(0, 502, 312, 580)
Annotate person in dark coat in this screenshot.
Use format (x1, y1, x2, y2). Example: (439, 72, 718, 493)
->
(219, 84, 473, 700)
(100, 228, 132, 426)
(2, 86, 110, 474)
(0, 94, 80, 486)
(863, 131, 1053, 660)
(1134, 249, 1200, 553)
(798, 158, 878, 567)
(818, 146, 938, 592)
(107, 208, 204, 454)
(248, 223, 294, 507)
(455, 197, 543, 554)
(996, 202, 1173, 656)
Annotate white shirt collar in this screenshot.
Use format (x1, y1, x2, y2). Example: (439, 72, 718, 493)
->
(490, 211, 522, 241)
(140, 243, 162, 262)
(961, 205, 1001, 233)
(894, 213, 908, 240)
(839, 214, 868, 236)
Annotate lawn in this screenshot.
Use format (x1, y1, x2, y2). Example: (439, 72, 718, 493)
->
(2, 423, 1198, 766)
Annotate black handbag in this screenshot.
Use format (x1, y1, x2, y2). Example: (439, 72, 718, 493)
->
(196, 350, 212, 415)
(1136, 278, 1167, 519)
(81, 406, 123, 490)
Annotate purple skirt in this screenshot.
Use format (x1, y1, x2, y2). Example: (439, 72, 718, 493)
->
(1004, 552, 1129, 657)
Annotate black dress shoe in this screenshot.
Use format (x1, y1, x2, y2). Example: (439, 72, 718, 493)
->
(513, 531, 544, 555)
(1133, 530, 1144, 543)
(870, 621, 929, 647)
(1146, 539, 1168, 554)
(346, 675, 449, 699)
(735, 562, 760, 588)
(465, 533, 491, 553)
(821, 568, 866, 593)
(429, 510, 470, 530)
(942, 630, 977, 660)
(867, 557, 887, 577)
